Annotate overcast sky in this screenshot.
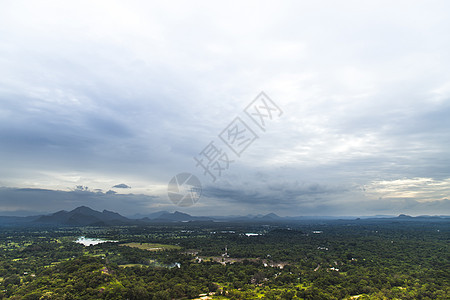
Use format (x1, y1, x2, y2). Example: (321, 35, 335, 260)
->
(1, 0, 449, 216)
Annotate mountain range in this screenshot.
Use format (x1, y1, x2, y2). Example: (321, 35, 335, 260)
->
(0, 206, 449, 226)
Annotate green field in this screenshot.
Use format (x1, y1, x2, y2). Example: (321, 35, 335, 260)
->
(120, 242, 181, 251)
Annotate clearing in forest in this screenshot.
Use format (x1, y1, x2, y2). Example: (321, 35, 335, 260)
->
(120, 242, 181, 251)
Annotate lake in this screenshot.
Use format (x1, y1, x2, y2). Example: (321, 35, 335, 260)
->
(75, 236, 117, 246)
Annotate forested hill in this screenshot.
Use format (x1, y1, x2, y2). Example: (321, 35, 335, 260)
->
(0, 206, 449, 226)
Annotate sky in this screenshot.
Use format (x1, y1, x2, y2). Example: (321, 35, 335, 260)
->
(1, 0, 450, 216)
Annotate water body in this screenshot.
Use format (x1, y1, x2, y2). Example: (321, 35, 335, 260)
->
(75, 236, 117, 246)
(245, 233, 260, 236)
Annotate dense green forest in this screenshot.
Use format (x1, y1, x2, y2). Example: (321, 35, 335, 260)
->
(0, 219, 448, 299)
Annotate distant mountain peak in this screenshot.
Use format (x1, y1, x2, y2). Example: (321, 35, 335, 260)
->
(73, 206, 95, 212)
(264, 213, 281, 219)
(75, 205, 91, 209)
(35, 206, 129, 226)
(173, 211, 190, 216)
(156, 211, 192, 221)
(254, 213, 282, 220)
(128, 211, 169, 220)
(398, 214, 413, 218)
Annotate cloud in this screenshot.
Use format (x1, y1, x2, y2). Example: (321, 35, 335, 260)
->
(203, 181, 348, 206)
(0, 182, 448, 217)
(0, 187, 163, 216)
(364, 177, 450, 202)
(0, 1, 449, 215)
(112, 184, 131, 189)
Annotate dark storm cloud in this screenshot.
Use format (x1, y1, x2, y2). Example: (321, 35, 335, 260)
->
(112, 184, 131, 189)
(0, 96, 133, 153)
(201, 182, 450, 216)
(0, 187, 163, 216)
(203, 181, 349, 207)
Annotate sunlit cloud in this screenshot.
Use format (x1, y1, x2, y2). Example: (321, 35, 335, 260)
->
(364, 177, 450, 201)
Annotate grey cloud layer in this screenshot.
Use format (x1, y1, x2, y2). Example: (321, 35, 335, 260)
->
(1, 1, 450, 215)
(1, 185, 447, 217)
(0, 187, 162, 216)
